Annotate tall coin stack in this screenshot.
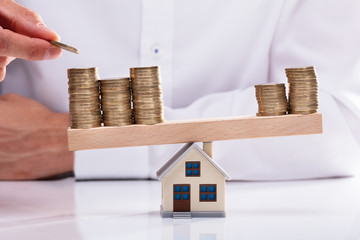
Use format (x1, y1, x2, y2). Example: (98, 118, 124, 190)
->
(286, 66, 318, 114)
(130, 66, 164, 125)
(99, 78, 133, 126)
(255, 83, 288, 116)
(68, 67, 102, 129)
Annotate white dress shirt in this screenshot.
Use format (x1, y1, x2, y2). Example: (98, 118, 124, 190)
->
(3, 0, 360, 180)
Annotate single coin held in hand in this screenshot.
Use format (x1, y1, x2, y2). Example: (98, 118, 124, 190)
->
(50, 40, 80, 54)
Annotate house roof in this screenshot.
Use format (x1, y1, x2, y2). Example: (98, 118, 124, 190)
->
(156, 142, 231, 180)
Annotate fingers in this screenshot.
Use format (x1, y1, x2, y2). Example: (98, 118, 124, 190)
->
(0, 56, 14, 82)
(0, 0, 60, 41)
(0, 55, 14, 66)
(0, 66, 5, 81)
(0, 28, 62, 60)
(0, 1, 62, 81)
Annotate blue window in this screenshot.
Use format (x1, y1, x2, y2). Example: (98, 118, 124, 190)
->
(199, 184, 217, 202)
(175, 194, 181, 200)
(186, 161, 200, 177)
(201, 194, 207, 200)
(174, 184, 191, 201)
(209, 186, 216, 192)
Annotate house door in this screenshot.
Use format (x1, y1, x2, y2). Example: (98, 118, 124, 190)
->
(173, 184, 190, 212)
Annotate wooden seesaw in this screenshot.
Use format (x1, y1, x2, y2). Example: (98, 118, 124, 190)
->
(67, 113, 323, 151)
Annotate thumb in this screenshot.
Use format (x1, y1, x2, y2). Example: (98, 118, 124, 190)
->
(0, 0, 60, 41)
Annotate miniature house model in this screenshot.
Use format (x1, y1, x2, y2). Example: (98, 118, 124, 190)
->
(156, 142, 231, 218)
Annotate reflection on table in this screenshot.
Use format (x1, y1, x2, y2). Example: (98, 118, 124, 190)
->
(1, 177, 360, 240)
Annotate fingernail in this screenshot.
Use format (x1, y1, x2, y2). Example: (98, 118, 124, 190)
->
(38, 23, 61, 41)
(44, 47, 61, 60)
(0, 67, 6, 82)
(38, 23, 47, 28)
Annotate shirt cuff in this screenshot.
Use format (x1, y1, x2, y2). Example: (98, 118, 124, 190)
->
(74, 146, 149, 180)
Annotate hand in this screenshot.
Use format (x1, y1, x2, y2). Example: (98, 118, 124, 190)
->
(0, 0, 62, 81)
(0, 94, 74, 180)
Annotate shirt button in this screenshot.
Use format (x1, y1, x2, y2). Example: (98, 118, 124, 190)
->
(151, 44, 161, 59)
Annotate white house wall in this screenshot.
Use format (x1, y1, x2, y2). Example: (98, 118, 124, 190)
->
(162, 148, 225, 212)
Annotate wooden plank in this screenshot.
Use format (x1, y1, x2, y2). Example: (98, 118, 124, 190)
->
(67, 113, 323, 151)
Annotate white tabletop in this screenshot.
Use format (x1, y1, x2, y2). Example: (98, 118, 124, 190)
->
(1, 177, 360, 240)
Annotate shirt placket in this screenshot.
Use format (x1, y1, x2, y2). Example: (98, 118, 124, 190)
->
(140, 0, 175, 107)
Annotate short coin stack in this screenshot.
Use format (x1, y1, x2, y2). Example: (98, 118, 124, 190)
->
(68, 68, 102, 129)
(99, 78, 132, 126)
(255, 83, 288, 116)
(286, 66, 318, 114)
(130, 66, 164, 125)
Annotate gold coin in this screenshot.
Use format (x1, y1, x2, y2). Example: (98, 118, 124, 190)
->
(68, 67, 103, 129)
(51, 40, 80, 54)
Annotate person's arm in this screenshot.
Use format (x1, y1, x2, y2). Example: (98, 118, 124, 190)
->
(269, 0, 360, 145)
(3, 0, 359, 181)
(0, 0, 61, 81)
(76, 0, 360, 181)
(0, 0, 69, 180)
(147, 0, 360, 180)
(0, 94, 73, 180)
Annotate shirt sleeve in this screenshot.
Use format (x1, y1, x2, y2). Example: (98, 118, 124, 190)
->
(75, 146, 150, 180)
(148, 0, 360, 180)
(5, 1, 359, 181)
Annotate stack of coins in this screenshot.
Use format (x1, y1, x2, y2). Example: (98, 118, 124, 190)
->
(130, 66, 164, 125)
(68, 67, 102, 129)
(255, 83, 288, 116)
(286, 66, 318, 114)
(99, 78, 132, 126)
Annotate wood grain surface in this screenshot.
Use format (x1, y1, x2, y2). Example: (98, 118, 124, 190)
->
(67, 113, 323, 151)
